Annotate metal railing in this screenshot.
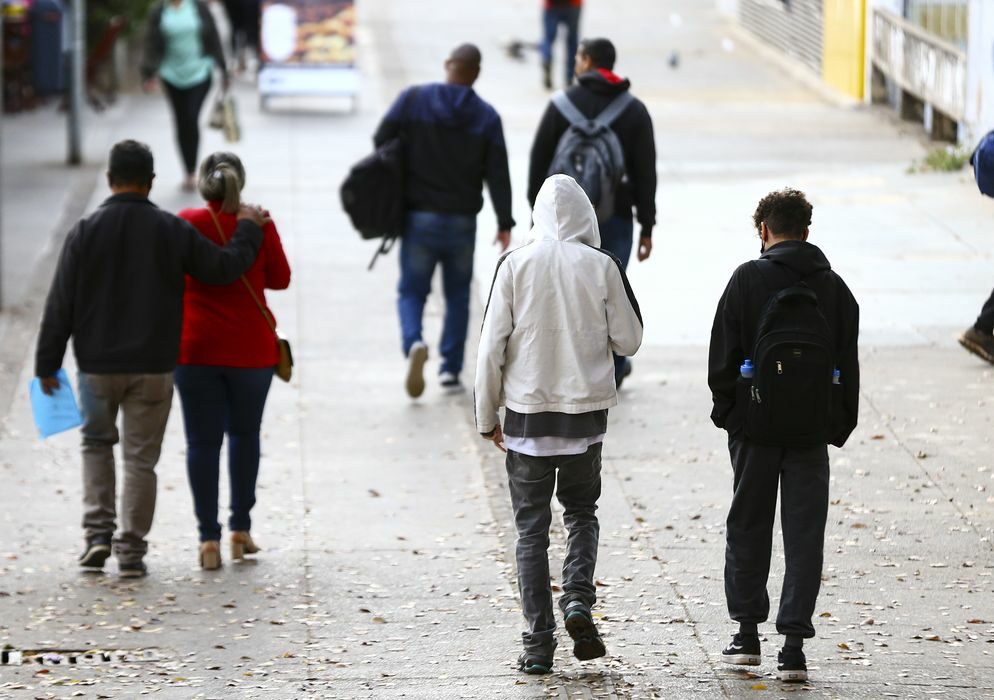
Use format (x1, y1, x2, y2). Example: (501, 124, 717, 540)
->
(871, 8, 967, 121)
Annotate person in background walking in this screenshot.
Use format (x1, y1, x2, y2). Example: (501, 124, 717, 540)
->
(540, 0, 582, 90)
(476, 175, 643, 675)
(222, 0, 260, 71)
(206, 0, 232, 67)
(175, 152, 291, 570)
(34, 140, 266, 578)
(528, 37, 657, 388)
(708, 189, 859, 683)
(141, 0, 228, 191)
(373, 43, 514, 398)
(959, 135, 994, 364)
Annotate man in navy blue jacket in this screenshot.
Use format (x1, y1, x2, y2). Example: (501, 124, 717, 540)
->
(374, 44, 514, 398)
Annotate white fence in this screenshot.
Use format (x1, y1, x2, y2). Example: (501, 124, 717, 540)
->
(871, 8, 967, 120)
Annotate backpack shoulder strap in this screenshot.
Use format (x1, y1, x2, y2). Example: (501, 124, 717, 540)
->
(551, 91, 587, 126)
(594, 92, 634, 128)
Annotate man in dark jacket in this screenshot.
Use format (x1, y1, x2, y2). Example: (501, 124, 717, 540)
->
(374, 43, 514, 398)
(35, 140, 267, 578)
(528, 37, 656, 387)
(708, 188, 859, 683)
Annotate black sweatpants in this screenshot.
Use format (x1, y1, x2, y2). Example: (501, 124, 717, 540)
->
(162, 76, 212, 176)
(724, 437, 829, 639)
(975, 287, 994, 333)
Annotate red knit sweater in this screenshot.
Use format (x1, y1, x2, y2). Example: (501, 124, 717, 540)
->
(177, 203, 291, 368)
(544, 0, 582, 8)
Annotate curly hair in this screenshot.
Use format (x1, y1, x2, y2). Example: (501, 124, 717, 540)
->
(752, 188, 813, 239)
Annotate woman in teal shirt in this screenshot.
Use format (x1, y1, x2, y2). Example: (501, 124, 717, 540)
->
(142, 0, 228, 190)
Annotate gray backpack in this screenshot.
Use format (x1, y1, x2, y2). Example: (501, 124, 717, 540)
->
(547, 91, 633, 222)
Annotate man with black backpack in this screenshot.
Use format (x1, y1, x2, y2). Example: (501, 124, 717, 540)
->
(372, 44, 514, 398)
(528, 37, 656, 387)
(708, 189, 859, 683)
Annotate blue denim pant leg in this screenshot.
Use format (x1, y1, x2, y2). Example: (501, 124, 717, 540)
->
(397, 211, 476, 375)
(541, 7, 581, 82)
(174, 365, 273, 542)
(598, 216, 635, 381)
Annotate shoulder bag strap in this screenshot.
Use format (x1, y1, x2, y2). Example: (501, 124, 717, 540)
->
(207, 207, 278, 337)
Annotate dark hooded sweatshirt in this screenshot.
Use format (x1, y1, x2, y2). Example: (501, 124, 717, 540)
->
(373, 83, 515, 231)
(708, 240, 860, 448)
(528, 70, 657, 235)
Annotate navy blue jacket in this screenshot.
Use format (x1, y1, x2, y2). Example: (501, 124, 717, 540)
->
(373, 83, 515, 231)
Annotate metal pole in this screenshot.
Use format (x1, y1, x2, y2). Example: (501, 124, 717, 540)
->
(68, 0, 84, 165)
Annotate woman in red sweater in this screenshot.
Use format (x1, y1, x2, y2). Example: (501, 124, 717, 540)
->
(175, 151, 291, 570)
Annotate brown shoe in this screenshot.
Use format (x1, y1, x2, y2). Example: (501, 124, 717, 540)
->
(231, 531, 261, 561)
(959, 327, 994, 364)
(199, 541, 221, 570)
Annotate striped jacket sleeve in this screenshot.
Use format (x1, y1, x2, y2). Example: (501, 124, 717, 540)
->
(474, 254, 514, 433)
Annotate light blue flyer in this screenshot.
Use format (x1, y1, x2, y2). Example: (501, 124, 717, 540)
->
(29, 368, 83, 439)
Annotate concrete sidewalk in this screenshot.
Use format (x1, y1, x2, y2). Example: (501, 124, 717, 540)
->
(0, 0, 993, 698)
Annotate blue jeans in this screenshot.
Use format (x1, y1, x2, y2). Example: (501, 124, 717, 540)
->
(599, 216, 635, 382)
(541, 7, 581, 84)
(173, 365, 274, 542)
(398, 211, 477, 376)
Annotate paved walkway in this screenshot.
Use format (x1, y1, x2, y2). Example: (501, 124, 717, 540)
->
(1, 1, 993, 698)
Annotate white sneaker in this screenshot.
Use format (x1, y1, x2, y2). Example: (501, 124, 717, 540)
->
(406, 342, 428, 398)
(439, 371, 464, 394)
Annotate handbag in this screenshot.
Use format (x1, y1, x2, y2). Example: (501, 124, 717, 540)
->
(208, 94, 225, 130)
(208, 208, 293, 382)
(221, 93, 241, 143)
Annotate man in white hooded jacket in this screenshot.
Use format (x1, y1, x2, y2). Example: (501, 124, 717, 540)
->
(475, 175, 642, 674)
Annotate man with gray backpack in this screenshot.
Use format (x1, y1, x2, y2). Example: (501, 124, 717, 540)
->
(528, 37, 657, 387)
(708, 189, 859, 683)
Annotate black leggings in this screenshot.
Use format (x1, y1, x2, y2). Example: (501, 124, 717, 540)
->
(162, 76, 212, 176)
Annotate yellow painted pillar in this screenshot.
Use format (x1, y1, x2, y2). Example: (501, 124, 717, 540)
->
(823, 0, 866, 99)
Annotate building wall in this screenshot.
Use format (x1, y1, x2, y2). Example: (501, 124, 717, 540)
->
(740, 0, 825, 73)
(824, 0, 866, 98)
(965, 0, 994, 140)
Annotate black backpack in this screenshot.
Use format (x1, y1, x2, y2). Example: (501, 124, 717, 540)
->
(340, 89, 417, 269)
(744, 263, 836, 448)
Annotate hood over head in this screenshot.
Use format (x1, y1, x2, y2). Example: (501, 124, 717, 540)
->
(530, 175, 600, 246)
(761, 239, 831, 277)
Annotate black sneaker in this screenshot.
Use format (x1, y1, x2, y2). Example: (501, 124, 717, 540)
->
(541, 61, 552, 90)
(517, 650, 553, 675)
(721, 632, 761, 666)
(78, 535, 112, 571)
(118, 561, 148, 579)
(563, 601, 607, 661)
(959, 327, 994, 365)
(777, 647, 807, 682)
(439, 371, 464, 395)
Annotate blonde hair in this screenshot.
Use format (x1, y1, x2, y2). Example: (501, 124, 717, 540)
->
(198, 151, 245, 214)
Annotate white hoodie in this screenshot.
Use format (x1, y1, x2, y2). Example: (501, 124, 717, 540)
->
(474, 175, 643, 433)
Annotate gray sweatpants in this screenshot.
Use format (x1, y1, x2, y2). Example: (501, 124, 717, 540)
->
(506, 444, 602, 656)
(77, 373, 173, 563)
